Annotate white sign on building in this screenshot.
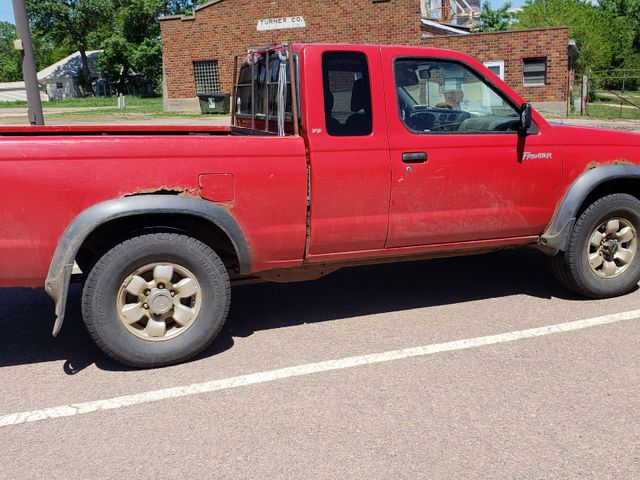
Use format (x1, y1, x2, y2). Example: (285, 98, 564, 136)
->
(257, 16, 306, 32)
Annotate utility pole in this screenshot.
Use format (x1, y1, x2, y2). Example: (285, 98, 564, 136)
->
(12, 0, 44, 125)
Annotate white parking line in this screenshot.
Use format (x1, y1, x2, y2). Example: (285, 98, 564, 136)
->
(2, 309, 639, 428)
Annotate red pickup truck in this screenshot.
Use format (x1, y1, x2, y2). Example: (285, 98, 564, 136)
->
(2, 43, 639, 367)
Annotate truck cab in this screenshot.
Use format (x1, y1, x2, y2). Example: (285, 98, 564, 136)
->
(233, 44, 562, 258)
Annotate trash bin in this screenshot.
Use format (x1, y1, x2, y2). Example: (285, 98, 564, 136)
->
(198, 92, 230, 114)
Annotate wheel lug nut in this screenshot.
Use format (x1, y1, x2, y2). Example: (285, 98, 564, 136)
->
(143, 303, 149, 309)
(144, 289, 151, 295)
(158, 284, 165, 289)
(170, 291, 175, 297)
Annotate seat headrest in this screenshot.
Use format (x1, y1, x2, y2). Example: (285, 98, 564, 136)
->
(326, 90, 334, 112)
(350, 78, 370, 113)
(396, 66, 418, 87)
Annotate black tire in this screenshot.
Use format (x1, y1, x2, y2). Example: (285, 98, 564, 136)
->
(552, 193, 640, 298)
(82, 233, 230, 368)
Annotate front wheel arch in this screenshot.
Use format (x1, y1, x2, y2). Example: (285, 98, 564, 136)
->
(551, 193, 640, 298)
(540, 165, 640, 254)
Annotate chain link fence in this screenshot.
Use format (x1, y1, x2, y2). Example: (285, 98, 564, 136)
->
(571, 70, 640, 119)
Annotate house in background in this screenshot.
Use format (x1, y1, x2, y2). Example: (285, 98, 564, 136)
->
(0, 81, 48, 102)
(0, 50, 128, 103)
(37, 50, 102, 100)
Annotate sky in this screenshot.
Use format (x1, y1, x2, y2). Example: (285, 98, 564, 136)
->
(0, 0, 14, 24)
(0, 0, 526, 25)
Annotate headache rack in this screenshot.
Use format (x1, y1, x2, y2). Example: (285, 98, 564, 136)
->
(231, 43, 300, 136)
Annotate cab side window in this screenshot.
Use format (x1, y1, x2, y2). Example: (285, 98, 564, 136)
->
(323, 52, 372, 136)
(395, 58, 520, 134)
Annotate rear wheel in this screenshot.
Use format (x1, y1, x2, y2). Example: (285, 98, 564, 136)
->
(552, 193, 640, 298)
(82, 232, 230, 368)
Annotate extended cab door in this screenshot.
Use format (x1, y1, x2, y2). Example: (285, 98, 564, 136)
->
(382, 48, 563, 247)
(303, 46, 391, 256)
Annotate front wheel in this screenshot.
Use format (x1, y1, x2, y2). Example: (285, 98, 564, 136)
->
(82, 233, 230, 368)
(552, 193, 640, 298)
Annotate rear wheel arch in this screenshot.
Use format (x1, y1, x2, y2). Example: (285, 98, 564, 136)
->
(76, 213, 241, 276)
(46, 195, 250, 336)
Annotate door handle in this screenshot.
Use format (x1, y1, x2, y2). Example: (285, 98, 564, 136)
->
(402, 152, 428, 164)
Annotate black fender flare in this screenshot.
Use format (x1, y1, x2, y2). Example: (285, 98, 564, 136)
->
(540, 164, 640, 254)
(45, 195, 251, 336)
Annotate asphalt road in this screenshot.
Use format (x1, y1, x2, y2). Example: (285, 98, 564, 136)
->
(1, 250, 639, 479)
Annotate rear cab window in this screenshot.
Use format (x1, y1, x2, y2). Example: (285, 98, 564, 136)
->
(234, 46, 300, 134)
(322, 52, 372, 137)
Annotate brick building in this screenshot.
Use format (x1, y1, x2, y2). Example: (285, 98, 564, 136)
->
(421, 26, 574, 114)
(160, 0, 575, 114)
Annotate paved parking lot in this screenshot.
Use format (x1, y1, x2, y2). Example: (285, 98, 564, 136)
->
(1, 250, 639, 479)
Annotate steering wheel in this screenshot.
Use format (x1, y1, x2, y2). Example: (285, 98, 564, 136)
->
(430, 111, 471, 132)
(406, 111, 436, 131)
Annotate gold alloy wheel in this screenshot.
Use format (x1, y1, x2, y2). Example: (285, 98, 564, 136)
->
(116, 262, 202, 341)
(587, 217, 638, 279)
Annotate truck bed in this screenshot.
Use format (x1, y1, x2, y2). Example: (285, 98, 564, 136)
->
(0, 125, 235, 136)
(0, 130, 308, 286)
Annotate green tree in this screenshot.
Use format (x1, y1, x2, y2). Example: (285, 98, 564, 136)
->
(600, 0, 640, 74)
(515, 0, 637, 72)
(600, 0, 640, 46)
(474, 1, 514, 32)
(0, 21, 71, 83)
(26, 0, 114, 95)
(165, 0, 204, 15)
(97, 34, 134, 92)
(100, 0, 206, 93)
(131, 37, 163, 88)
(0, 21, 21, 82)
(32, 36, 76, 73)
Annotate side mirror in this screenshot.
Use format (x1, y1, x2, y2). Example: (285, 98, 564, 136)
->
(519, 103, 532, 133)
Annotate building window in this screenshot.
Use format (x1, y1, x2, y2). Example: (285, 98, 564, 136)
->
(523, 57, 546, 86)
(56, 82, 63, 90)
(193, 60, 221, 94)
(483, 60, 504, 80)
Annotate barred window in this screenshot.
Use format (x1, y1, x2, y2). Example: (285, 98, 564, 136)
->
(193, 60, 221, 94)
